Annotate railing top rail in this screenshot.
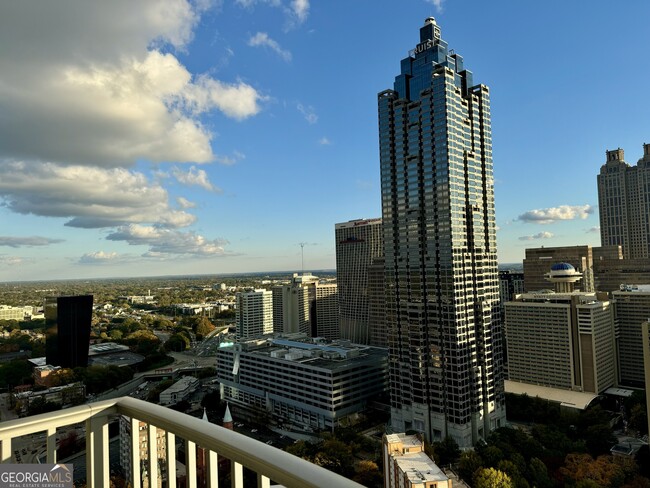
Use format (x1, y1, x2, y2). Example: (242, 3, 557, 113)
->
(0, 399, 117, 439)
(115, 396, 363, 488)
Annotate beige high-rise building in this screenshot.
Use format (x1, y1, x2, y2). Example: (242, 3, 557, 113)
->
(271, 273, 339, 339)
(612, 285, 650, 387)
(598, 144, 650, 259)
(236, 289, 273, 339)
(505, 264, 616, 394)
(335, 218, 383, 344)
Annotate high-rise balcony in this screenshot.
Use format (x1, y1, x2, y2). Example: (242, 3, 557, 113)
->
(0, 396, 364, 488)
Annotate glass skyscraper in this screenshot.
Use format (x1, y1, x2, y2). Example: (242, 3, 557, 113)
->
(379, 18, 505, 447)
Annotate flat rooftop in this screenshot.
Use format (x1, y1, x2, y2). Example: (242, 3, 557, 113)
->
(505, 380, 600, 410)
(231, 335, 388, 371)
(395, 452, 449, 484)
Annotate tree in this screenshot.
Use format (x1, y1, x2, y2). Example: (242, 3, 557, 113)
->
(629, 404, 648, 435)
(560, 454, 625, 488)
(164, 334, 188, 352)
(474, 467, 513, 488)
(433, 436, 460, 466)
(584, 424, 617, 457)
(458, 450, 483, 483)
(195, 316, 215, 337)
(528, 457, 553, 488)
(353, 460, 382, 487)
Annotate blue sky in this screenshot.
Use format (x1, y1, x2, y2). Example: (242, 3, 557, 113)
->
(0, 0, 648, 281)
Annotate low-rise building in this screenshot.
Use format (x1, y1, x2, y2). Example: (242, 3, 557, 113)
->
(13, 382, 86, 414)
(159, 376, 200, 406)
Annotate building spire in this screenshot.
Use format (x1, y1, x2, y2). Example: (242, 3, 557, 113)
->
(222, 402, 233, 430)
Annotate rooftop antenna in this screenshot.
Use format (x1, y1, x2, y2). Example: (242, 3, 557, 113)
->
(299, 242, 306, 274)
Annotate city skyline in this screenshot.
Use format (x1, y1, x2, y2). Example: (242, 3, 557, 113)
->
(1, 1, 648, 282)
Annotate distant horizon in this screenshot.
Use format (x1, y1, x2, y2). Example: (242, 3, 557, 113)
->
(0, 264, 528, 285)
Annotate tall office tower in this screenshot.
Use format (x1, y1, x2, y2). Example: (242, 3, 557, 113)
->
(497, 271, 524, 320)
(236, 289, 273, 339)
(45, 295, 93, 368)
(612, 284, 650, 387)
(505, 264, 616, 394)
(312, 283, 339, 339)
(271, 273, 339, 339)
(523, 246, 594, 292)
(368, 257, 388, 347)
(598, 144, 650, 259)
(335, 218, 383, 343)
(379, 18, 505, 446)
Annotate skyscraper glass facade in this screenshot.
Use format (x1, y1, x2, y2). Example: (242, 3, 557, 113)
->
(379, 18, 505, 447)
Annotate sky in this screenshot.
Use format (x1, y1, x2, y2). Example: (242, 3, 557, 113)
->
(0, 0, 649, 282)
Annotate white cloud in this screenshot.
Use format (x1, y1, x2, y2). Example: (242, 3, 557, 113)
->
(297, 103, 318, 124)
(587, 226, 600, 233)
(177, 197, 197, 209)
(0, 2, 263, 167)
(0, 256, 26, 267)
(318, 137, 331, 145)
(214, 150, 246, 165)
(248, 32, 292, 62)
(172, 166, 220, 192)
(425, 0, 445, 13)
(0, 162, 194, 229)
(518, 232, 554, 241)
(107, 224, 229, 257)
(0, 236, 64, 248)
(291, 0, 310, 22)
(79, 251, 120, 264)
(518, 205, 594, 224)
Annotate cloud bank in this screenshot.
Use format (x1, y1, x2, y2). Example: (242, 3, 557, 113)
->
(518, 205, 594, 224)
(0, 1, 261, 258)
(518, 232, 554, 241)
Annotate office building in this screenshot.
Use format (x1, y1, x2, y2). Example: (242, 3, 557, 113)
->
(367, 257, 388, 347)
(505, 264, 616, 394)
(524, 244, 650, 293)
(379, 17, 504, 446)
(216, 334, 388, 430)
(44, 295, 93, 368)
(335, 218, 383, 343)
(612, 285, 650, 387)
(643, 322, 650, 438)
(271, 273, 339, 339)
(498, 270, 524, 319)
(383, 433, 451, 488)
(598, 144, 650, 259)
(593, 250, 650, 293)
(523, 246, 594, 292)
(236, 289, 273, 339)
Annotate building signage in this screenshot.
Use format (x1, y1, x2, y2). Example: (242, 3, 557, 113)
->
(414, 38, 435, 55)
(0, 464, 73, 488)
(412, 26, 441, 56)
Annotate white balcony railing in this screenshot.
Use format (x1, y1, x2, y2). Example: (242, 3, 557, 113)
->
(0, 396, 365, 488)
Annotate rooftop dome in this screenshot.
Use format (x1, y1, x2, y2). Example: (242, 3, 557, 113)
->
(550, 262, 575, 272)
